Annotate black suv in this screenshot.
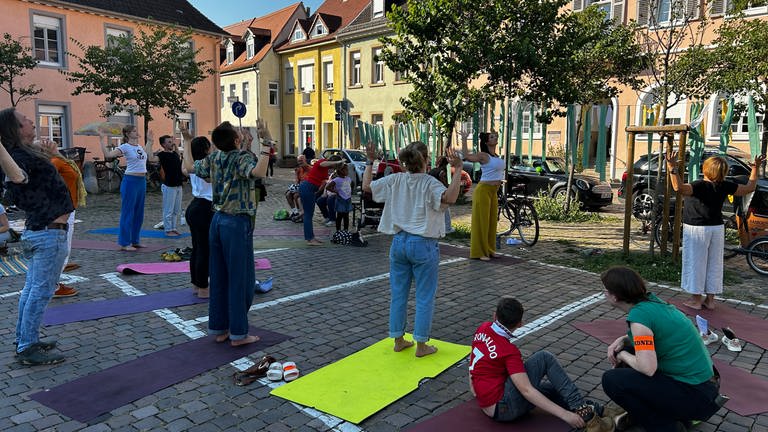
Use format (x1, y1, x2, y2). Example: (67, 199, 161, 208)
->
(508, 155, 614, 209)
(618, 147, 752, 219)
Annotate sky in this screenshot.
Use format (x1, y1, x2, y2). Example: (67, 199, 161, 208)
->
(189, 0, 324, 27)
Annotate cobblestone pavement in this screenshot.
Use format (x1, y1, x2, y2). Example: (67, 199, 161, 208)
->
(1, 166, 766, 431)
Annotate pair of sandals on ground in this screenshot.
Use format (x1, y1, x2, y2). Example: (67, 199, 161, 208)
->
(233, 355, 299, 386)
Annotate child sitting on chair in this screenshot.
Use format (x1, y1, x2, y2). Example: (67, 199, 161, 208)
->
(469, 297, 611, 430)
(326, 163, 353, 232)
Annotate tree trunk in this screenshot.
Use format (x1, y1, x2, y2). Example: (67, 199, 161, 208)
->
(761, 115, 768, 178)
(565, 105, 586, 213)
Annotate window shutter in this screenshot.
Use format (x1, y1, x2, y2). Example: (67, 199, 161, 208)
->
(685, 0, 700, 18)
(710, 0, 725, 16)
(613, 0, 625, 23)
(636, 0, 650, 25)
(573, 0, 584, 11)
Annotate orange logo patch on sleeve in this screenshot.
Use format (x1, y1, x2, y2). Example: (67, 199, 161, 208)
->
(633, 335, 655, 351)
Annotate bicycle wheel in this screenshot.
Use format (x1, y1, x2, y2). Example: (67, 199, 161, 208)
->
(746, 238, 768, 276)
(515, 202, 539, 246)
(496, 200, 514, 236)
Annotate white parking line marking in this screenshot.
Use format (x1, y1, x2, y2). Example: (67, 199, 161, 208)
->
(511, 292, 605, 341)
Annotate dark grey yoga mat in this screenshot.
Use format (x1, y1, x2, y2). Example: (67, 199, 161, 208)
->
(30, 327, 291, 422)
(43, 289, 206, 326)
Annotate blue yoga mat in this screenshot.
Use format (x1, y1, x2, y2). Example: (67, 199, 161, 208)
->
(43, 289, 206, 326)
(30, 327, 291, 422)
(87, 227, 190, 239)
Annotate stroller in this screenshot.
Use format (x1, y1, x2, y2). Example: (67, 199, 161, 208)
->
(355, 189, 384, 229)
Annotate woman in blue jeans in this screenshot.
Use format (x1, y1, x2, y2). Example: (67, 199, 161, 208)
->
(363, 142, 463, 357)
(184, 121, 269, 346)
(0, 108, 74, 366)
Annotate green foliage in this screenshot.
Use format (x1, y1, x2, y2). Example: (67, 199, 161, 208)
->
(0, 33, 42, 107)
(65, 25, 214, 137)
(445, 221, 471, 240)
(533, 191, 607, 222)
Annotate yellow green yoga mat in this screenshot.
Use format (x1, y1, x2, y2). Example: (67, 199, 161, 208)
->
(270, 335, 469, 424)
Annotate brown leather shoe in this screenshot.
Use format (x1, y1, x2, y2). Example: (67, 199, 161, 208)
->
(53, 284, 78, 298)
(63, 262, 81, 272)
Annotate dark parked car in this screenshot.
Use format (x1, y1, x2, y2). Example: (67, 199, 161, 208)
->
(508, 155, 614, 209)
(463, 161, 482, 182)
(618, 147, 752, 219)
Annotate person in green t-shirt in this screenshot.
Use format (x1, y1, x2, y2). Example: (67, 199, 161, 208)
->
(600, 266, 720, 432)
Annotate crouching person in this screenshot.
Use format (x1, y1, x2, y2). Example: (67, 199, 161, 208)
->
(469, 297, 612, 431)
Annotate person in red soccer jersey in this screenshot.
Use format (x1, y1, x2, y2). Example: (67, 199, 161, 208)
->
(469, 297, 612, 430)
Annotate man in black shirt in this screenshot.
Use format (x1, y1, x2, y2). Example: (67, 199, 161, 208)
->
(157, 135, 185, 236)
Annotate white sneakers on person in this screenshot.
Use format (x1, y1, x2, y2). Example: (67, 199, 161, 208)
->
(721, 327, 743, 352)
(702, 330, 719, 346)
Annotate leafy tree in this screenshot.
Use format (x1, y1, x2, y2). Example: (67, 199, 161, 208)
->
(379, 0, 499, 146)
(0, 33, 42, 107)
(65, 25, 213, 138)
(677, 16, 768, 157)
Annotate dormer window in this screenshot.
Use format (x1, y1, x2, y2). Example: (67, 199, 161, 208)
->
(246, 35, 254, 59)
(373, 0, 386, 17)
(292, 27, 306, 42)
(225, 39, 234, 64)
(313, 22, 327, 37)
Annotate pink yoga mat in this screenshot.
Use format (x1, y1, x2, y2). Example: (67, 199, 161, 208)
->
(71, 240, 168, 253)
(117, 258, 271, 275)
(572, 319, 768, 416)
(406, 400, 569, 432)
(668, 298, 768, 350)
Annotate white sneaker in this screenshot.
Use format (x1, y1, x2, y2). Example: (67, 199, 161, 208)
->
(153, 221, 164, 229)
(702, 331, 719, 346)
(324, 220, 335, 227)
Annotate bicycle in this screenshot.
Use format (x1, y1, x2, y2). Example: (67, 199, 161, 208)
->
(497, 175, 540, 246)
(92, 156, 124, 193)
(146, 161, 163, 192)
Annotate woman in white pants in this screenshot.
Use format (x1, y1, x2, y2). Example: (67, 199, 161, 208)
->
(667, 151, 765, 309)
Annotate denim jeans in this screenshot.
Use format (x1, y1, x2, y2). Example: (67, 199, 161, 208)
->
(208, 212, 255, 340)
(603, 367, 719, 431)
(118, 175, 146, 247)
(299, 181, 319, 240)
(494, 351, 585, 421)
(316, 194, 337, 221)
(389, 231, 439, 343)
(161, 184, 183, 233)
(16, 228, 69, 352)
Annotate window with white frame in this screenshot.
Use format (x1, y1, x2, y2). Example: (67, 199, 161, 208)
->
(285, 65, 295, 92)
(372, 114, 384, 125)
(229, 84, 236, 100)
(220, 86, 225, 107)
(299, 64, 314, 93)
(591, 0, 613, 17)
(286, 123, 295, 153)
(269, 82, 279, 106)
(323, 61, 334, 90)
(710, 96, 765, 139)
(105, 27, 130, 48)
(372, 47, 384, 84)
(108, 108, 134, 146)
(313, 22, 327, 37)
(33, 14, 63, 66)
(174, 112, 196, 137)
(292, 26, 305, 42)
(242, 82, 249, 105)
(521, 105, 542, 135)
(712, 0, 767, 15)
(37, 104, 66, 147)
(225, 41, 234, 64)
(246, 36, 254, 59)
(350, 51, 361, 86)
(373, 0, 386, 17)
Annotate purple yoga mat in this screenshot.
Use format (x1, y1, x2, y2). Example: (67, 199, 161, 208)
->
(71, 240, 168, 253)
(572, 319, 768, 416)
(439, 244, 522, 265)
(30, 327, 290, 423)
(253, 227, 331, 236)
(668, 298, 768, 350)
(117, 258, 271, 275)
(42, 289, 206, 326)
(406, 400, 569, 432)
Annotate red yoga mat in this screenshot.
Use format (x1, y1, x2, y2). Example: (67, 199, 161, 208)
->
(405, 400, 570, 432)
(71, 239, 169, 253)
(668, 298, 768, 350)
(572, 319, 768, 416)
(117, 258, 271, 275)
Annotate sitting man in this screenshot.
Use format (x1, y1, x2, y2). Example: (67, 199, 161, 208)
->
(285, 155, 310, 219)
(469, 297, 612, 431)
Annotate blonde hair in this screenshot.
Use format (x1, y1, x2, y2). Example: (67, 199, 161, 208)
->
(398, 141, 428, 173)
(702, 156, 728, 183)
